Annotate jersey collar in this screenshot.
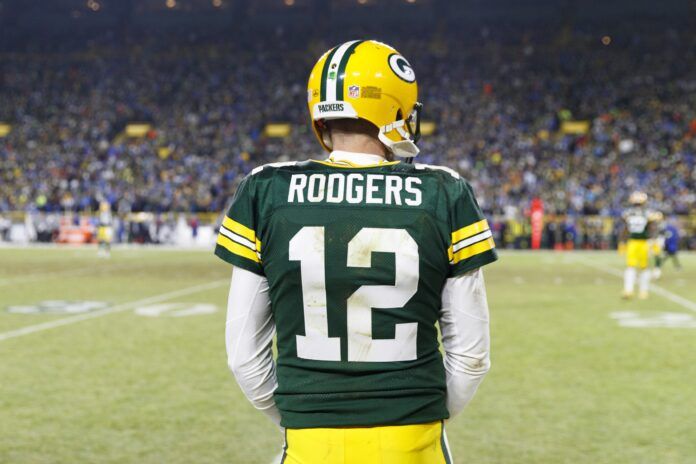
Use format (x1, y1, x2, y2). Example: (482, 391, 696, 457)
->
(319, 150, 399, 168)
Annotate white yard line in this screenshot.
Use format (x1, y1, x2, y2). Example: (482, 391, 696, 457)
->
(575, 255, 696, 313)
(0, 263, 137, 287)
(0, 261, 166, 286)
(0, 279, 228, 342)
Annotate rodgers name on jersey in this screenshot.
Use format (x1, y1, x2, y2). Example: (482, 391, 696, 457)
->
(215, 159, 497, 428)
(288, 172, 423, 206)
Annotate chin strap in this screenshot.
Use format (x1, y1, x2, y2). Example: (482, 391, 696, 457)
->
(378, 120, 420, 158)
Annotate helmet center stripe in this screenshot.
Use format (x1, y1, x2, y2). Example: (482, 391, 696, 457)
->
(319, 46, 339, 102)
(323, 40, 361, 102)
(335, 40, 364, 101)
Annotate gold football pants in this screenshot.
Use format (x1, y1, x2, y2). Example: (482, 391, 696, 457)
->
(626, 239, 649, 269)
(280, 421, 452, 464)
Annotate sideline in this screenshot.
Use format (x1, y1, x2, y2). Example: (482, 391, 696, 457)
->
(0, 279, 228, 342)
(0, 243, 213, 252)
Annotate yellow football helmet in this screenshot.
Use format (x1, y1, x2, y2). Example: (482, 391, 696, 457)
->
(307, 40, 421, 158)
(629, 191, 648, 206)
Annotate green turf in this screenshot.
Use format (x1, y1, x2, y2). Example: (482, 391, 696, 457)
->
(0, 248, 694, 463)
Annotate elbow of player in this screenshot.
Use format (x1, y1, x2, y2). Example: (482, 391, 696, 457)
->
(231, 373, 277, 409)
(249, 389, 276, 408)
(228, 353, 257, 381)
(467, 355, 491, 377)
(445, 352, 491, 377)
(474, 356, 491, 376)
(229, 356, 276, 396)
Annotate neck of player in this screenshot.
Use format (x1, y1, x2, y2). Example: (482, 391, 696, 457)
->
(330, 129, 391, 161)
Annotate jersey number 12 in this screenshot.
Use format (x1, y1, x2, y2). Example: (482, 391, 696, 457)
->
(289, 227, 419, 363)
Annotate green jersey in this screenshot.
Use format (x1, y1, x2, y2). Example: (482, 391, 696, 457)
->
(215, 158, 497, 428)
(623, 207, 657, 240)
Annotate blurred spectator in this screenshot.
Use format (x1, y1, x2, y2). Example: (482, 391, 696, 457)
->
(0, 22, 694, 223)
(0, 214, 11, 241)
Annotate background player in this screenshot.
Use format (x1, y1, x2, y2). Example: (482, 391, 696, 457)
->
(97, 201, 113, 258)
(653, 218, 682, 279)
(622, 191, 660, 299)
(215, 40, 496, 463)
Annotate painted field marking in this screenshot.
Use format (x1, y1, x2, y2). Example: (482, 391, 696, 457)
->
(0, 270, 83, 287)
(134, 303, 218, 318)
(609, 310, 696, 328)
(575, 255, 696, 313)
(0, 279, 227, 342)
(0, 262, 139, 287)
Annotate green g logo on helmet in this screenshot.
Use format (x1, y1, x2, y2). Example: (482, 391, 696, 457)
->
(388, 54, 416, 83)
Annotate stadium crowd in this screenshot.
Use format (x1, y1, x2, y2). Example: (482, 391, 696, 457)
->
(1, 23, 695, 222)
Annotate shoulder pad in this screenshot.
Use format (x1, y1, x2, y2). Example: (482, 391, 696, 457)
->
(250, 161, 299, 176)
(413, 163, 459, 179)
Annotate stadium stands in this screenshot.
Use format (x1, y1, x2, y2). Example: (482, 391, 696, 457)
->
(1, 19, 694, 247)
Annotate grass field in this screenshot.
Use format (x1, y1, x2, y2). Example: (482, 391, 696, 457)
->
(0, 247, 694, 464)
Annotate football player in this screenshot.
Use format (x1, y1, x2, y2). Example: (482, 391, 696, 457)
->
(653, 218, 682, 278)
(215, 40, 497, 463)
(97, 201, 113, 258)
(662, 219, 682, 269)
(652, 218, 666, 279)
(621, 191, 660, 299)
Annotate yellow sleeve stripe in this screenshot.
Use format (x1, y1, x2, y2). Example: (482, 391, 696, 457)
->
(452, 219, 489, 243)
(216, 234, 261, 263)
(222, 216, 256, 243)
(452, 237, 495, 264)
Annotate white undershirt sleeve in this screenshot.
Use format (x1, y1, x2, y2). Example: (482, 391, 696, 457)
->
(439, 268, 492, 420)
(225, 266, 282, 428)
